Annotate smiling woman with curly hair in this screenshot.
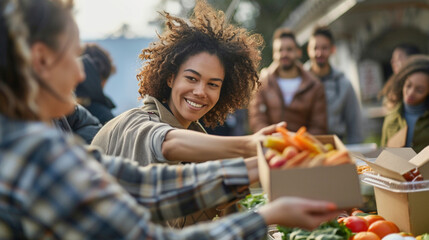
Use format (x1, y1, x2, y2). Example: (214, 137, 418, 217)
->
(91, 0, 279, 227)
(137, 1, 263, 128)
(92, 0, 279, 166)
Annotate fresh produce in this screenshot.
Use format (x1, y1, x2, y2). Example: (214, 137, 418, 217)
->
(238, 193, 266, 210)
(416, 234, 429, 240)
(382, 233, 416, 240)
(357, 165, 372, 175)
(363, 215, 385, 226)
(368, 220, 400, 239)
(277, 220, 352, 240)
(263, 126, 353, 169)
(354, 231, 381, 240)
(343, 216, 369, 233)
(402, 168, 423, 182)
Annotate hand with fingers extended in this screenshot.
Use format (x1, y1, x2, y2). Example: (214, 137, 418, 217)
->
(258, 197, 342, 230)
(251, 121, 287, 145)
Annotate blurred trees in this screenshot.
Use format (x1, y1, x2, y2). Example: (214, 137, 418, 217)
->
(155, 0, 302, 68)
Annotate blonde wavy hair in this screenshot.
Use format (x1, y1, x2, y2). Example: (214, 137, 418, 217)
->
(0, 0, 73, 120)
(0, 0, 37, 120)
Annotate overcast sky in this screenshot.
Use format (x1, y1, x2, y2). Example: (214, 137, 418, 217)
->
(74, 0, 166, 40)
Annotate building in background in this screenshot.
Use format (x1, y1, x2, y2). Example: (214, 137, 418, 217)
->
(282, 0, 429, 143)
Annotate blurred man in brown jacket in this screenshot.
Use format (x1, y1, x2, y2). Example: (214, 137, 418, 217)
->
(249, 28, 327, 134)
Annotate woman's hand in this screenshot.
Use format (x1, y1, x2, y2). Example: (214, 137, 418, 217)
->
(249, 121, 287, 147)
(258, 197, 341, 230)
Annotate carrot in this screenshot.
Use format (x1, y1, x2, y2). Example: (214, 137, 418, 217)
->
(294, 134, 323, 154)
(282, 150, 310, 169)
(276, 126, 302, 150)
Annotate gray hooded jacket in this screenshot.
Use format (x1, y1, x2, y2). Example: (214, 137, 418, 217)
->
(318, 67, 363, 144)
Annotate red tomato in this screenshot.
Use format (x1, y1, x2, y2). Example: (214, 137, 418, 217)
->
(344, 216, 369, 233)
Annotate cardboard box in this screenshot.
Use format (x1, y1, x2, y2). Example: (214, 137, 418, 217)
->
(257, 135, 363, 209)
(361, 172, 429, 235)
(359, 146, 429, 235)
(358, 147, 429, 181)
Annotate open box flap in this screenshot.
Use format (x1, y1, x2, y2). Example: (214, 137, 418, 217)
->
(409, 146, 429, 179)
(361, 159, 406, 181)
(386, 126, 407, 148)
(375, 150, 417, 175)
(383, 147, 416, 160)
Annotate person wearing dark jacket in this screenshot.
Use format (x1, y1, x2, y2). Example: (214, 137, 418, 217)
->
(54, 104, 102, 144)
(75, 45, 116, 124)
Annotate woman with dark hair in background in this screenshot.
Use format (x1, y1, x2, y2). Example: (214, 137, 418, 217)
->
(0, 0, 341, 238)
(380, 55, 429, 152)
(75, 43, 116, 124)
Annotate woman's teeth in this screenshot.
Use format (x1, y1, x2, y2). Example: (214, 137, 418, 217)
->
(186, 99, 203, 108)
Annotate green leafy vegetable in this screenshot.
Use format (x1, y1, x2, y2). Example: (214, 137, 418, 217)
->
(238, 193, 267, 210)
(277, 220, 352, 240)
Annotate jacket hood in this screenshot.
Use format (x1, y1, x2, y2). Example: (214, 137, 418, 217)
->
(75, 56, 115, 109)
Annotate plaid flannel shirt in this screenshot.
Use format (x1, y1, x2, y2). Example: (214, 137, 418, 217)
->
(0, 114, 267, 239)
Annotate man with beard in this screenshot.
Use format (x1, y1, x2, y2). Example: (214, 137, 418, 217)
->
(306, 26, 363, 144)
(249, 28, 327, 134)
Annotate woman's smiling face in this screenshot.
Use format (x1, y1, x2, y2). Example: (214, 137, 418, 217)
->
(167, 52, 225, 128)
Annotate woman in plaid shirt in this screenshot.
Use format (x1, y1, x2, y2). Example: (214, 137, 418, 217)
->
(0, 0, 341, 239)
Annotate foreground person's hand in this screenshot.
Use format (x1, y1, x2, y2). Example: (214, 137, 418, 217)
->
(258, 197, 342, 230)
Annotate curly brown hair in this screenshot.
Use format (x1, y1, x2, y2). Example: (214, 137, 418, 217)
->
(137, 0, 264, 128)
(380, 55, 429, 106)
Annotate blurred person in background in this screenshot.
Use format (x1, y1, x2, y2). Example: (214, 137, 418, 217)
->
(306, 26, 363, 144)
(383, 43, 421, 110)
(0, 0, 341, 238)
(391, 43, 421, 75)
(205, 109, 249, 136)
(380, 55, 429, 153)
(53, 104, 102, 144)
(249, 28, 327, 135)
(75, 43, 116, 124)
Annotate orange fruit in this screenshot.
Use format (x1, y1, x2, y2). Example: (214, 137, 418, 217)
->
(368, 220, 400, 239)
(353, 232, 381, 240)
(364, 215, 385, 226)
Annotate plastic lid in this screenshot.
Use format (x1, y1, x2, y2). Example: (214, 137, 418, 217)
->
(361, 171, 429, 193)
